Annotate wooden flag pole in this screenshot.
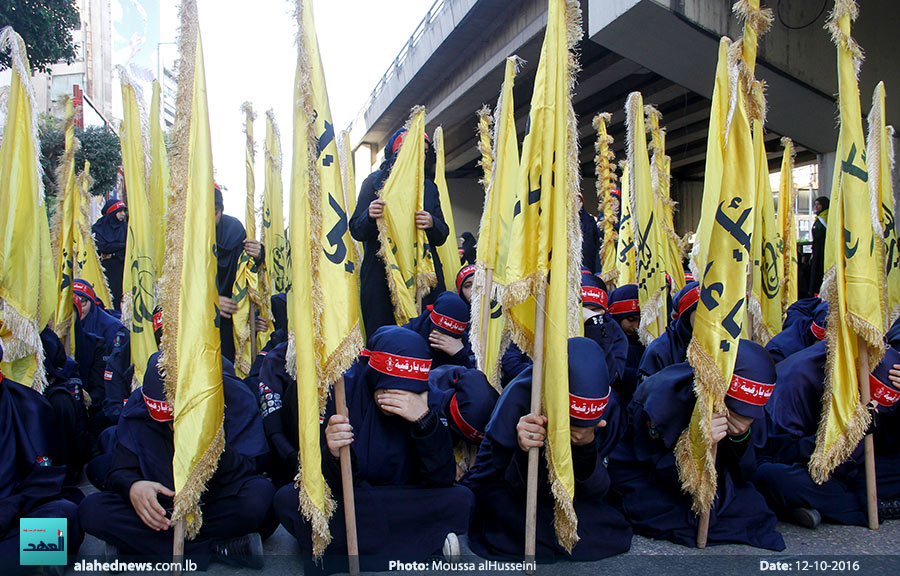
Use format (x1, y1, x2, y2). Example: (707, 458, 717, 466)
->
(334, 378, 361, 576)
(857, 335, 879, 530)
(479, 268, 494, 361)
(172, 517, 185, 576)
(524, 286, 548, 572)
(249, 301, 258, 360)
(696, 443, 717, 548)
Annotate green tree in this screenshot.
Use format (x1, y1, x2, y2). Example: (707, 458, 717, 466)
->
(0, 1, 81, 73)
(38, 114, 121, 201)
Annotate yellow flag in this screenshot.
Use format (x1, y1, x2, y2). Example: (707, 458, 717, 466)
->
(649, 122, 685, 294)
(73, 161, 112, 309)
(629, 93, 667, 345)
(476, 105, 494, 189)
(593, 112, 619, 286)
(149, 80, 169, 278)
(678, 35, 755, 515)
(615, 158, 637, 286)
(502, 0, 583, 552)
(433, 126, 461, 290)
(286, 0, 364, 556)
(376, 107, 435, 325)
(0, 27, 56, 390)
(810, 3, 886, 482)
(161, 2, 224, 538)
(263, 110, 290, 294)
(51, 98, 78, 348)
(778, 137, 798, 312)
(471, 57, 519, 388)
(232, 103, 268, 378)
(338, 130, 357, 220)
(868, 82, 900, 324)
(689, 39, 731, 279)
(119, 67, 159, 388)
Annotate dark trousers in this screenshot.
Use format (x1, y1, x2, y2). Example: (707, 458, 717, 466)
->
(79, 476, 275, 570)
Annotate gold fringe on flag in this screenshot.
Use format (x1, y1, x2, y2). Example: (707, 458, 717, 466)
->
(593, 112, 619, 287)
(476, 105, 494, 189)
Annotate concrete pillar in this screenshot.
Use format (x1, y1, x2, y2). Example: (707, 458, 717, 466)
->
(816, 152, 835, 200)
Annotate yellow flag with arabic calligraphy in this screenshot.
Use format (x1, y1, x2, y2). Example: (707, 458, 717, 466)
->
(376, 107, 434, 325)
(868, 82, 900, 324)
(263, 110, 290, 294)
(615, 158, 636, 286)
(810, 3, 885, 483)
(73, 161, 112, 310)
(119, 67, 159, 388)
(149, 80, 169, 278)
(778, 137, 798, 312)
(502, 0, 583, 552)
(678, 36, 755, 515)
(52, 98, 78, 348)
(161, 1, 224, 538)
(0, 27, 57, 390)
(471, 57, 519, 388)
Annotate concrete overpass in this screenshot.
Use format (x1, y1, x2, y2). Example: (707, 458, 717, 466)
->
(348, 0, 900, 236)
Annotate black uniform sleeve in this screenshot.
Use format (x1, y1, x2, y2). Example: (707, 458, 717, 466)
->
(106, 443, 146, 502)
(0, 465, 67, 533)
(423, 180, 449, 248)
(350, 177, 381, 242)
(410, 408, 456, 486)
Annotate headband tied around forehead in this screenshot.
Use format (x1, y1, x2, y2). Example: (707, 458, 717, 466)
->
(449, 393, 485, 442)
(608, 299, 639, 316)
(430, 309, 467, 336)
(105, 200, 126, 215)
(726, 373, 774, 407)
(673, 285, 701, 320)
(871, 373, 900, 408)
(152, 310, 163, 333)
(361, 349, 432, 381)
(456, 264, 476, 293)
(569, 391, 610, 422)
(581, 286, 608, 310)
(143, 391, 174, 422)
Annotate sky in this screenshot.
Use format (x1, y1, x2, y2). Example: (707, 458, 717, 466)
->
(186, 0, 429, 224)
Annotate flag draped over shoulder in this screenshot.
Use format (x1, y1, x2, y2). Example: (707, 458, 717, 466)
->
(594, 113, 619, 286)
(433, 126, 461, 289)
(286, 0, 363, 556)
(629, 93, 667, 345)
(263, 110, 290, 294)
(502, 0, 583, 551)
(736, 0, 781, 345)
(677, 35, 756, 514)
(149, 79, 169, 278)
(809, 1, 886, 483)
(376, 107, 434, 325)
(615, 158, 636, 286)
(471, 57, 519, 389)
(868, 82, 900, 324)
(74, 161, 112, 309)
(161, 0, 224, 538)
(232, 103, 267, 378)
(51, 98, 78, 348)
(0, 27, 56, 390)
(119, 67, 159, 388)
(778, 137, 798, 312)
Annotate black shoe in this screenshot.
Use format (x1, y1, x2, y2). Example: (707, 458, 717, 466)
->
(787, 507, 821, 529)
(211, 533, 264, 570)
(878, 498, 900, 521)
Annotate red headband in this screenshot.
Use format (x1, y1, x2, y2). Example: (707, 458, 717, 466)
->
(684, 272, 695, 282)
(449, 393, 485, 442)
(673, 286, 701, 320)
(581, 286, 608, 309)
(608, 299, 639, 316)
(390, 131, 430, 155)
(456, 265, 476, 293)
(810, 322, 826, 341)
(569, 391, 610, 421)
(726, 374, 774, 406)
(105, 200, 126, 215)
(362, 349, 432, 381)
(143, 391, 174, 422)
(870, 374, 900, 407)
(152, 311, 163, 333)
(430, 309, 467, 336)
(72, 281, 96, 301)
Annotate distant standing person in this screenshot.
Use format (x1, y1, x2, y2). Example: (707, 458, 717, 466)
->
(808, 196, 829, 296)
(350, 128, 449, 341)
(459, 232, 476, 266)
(92, 198, 128, 311)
